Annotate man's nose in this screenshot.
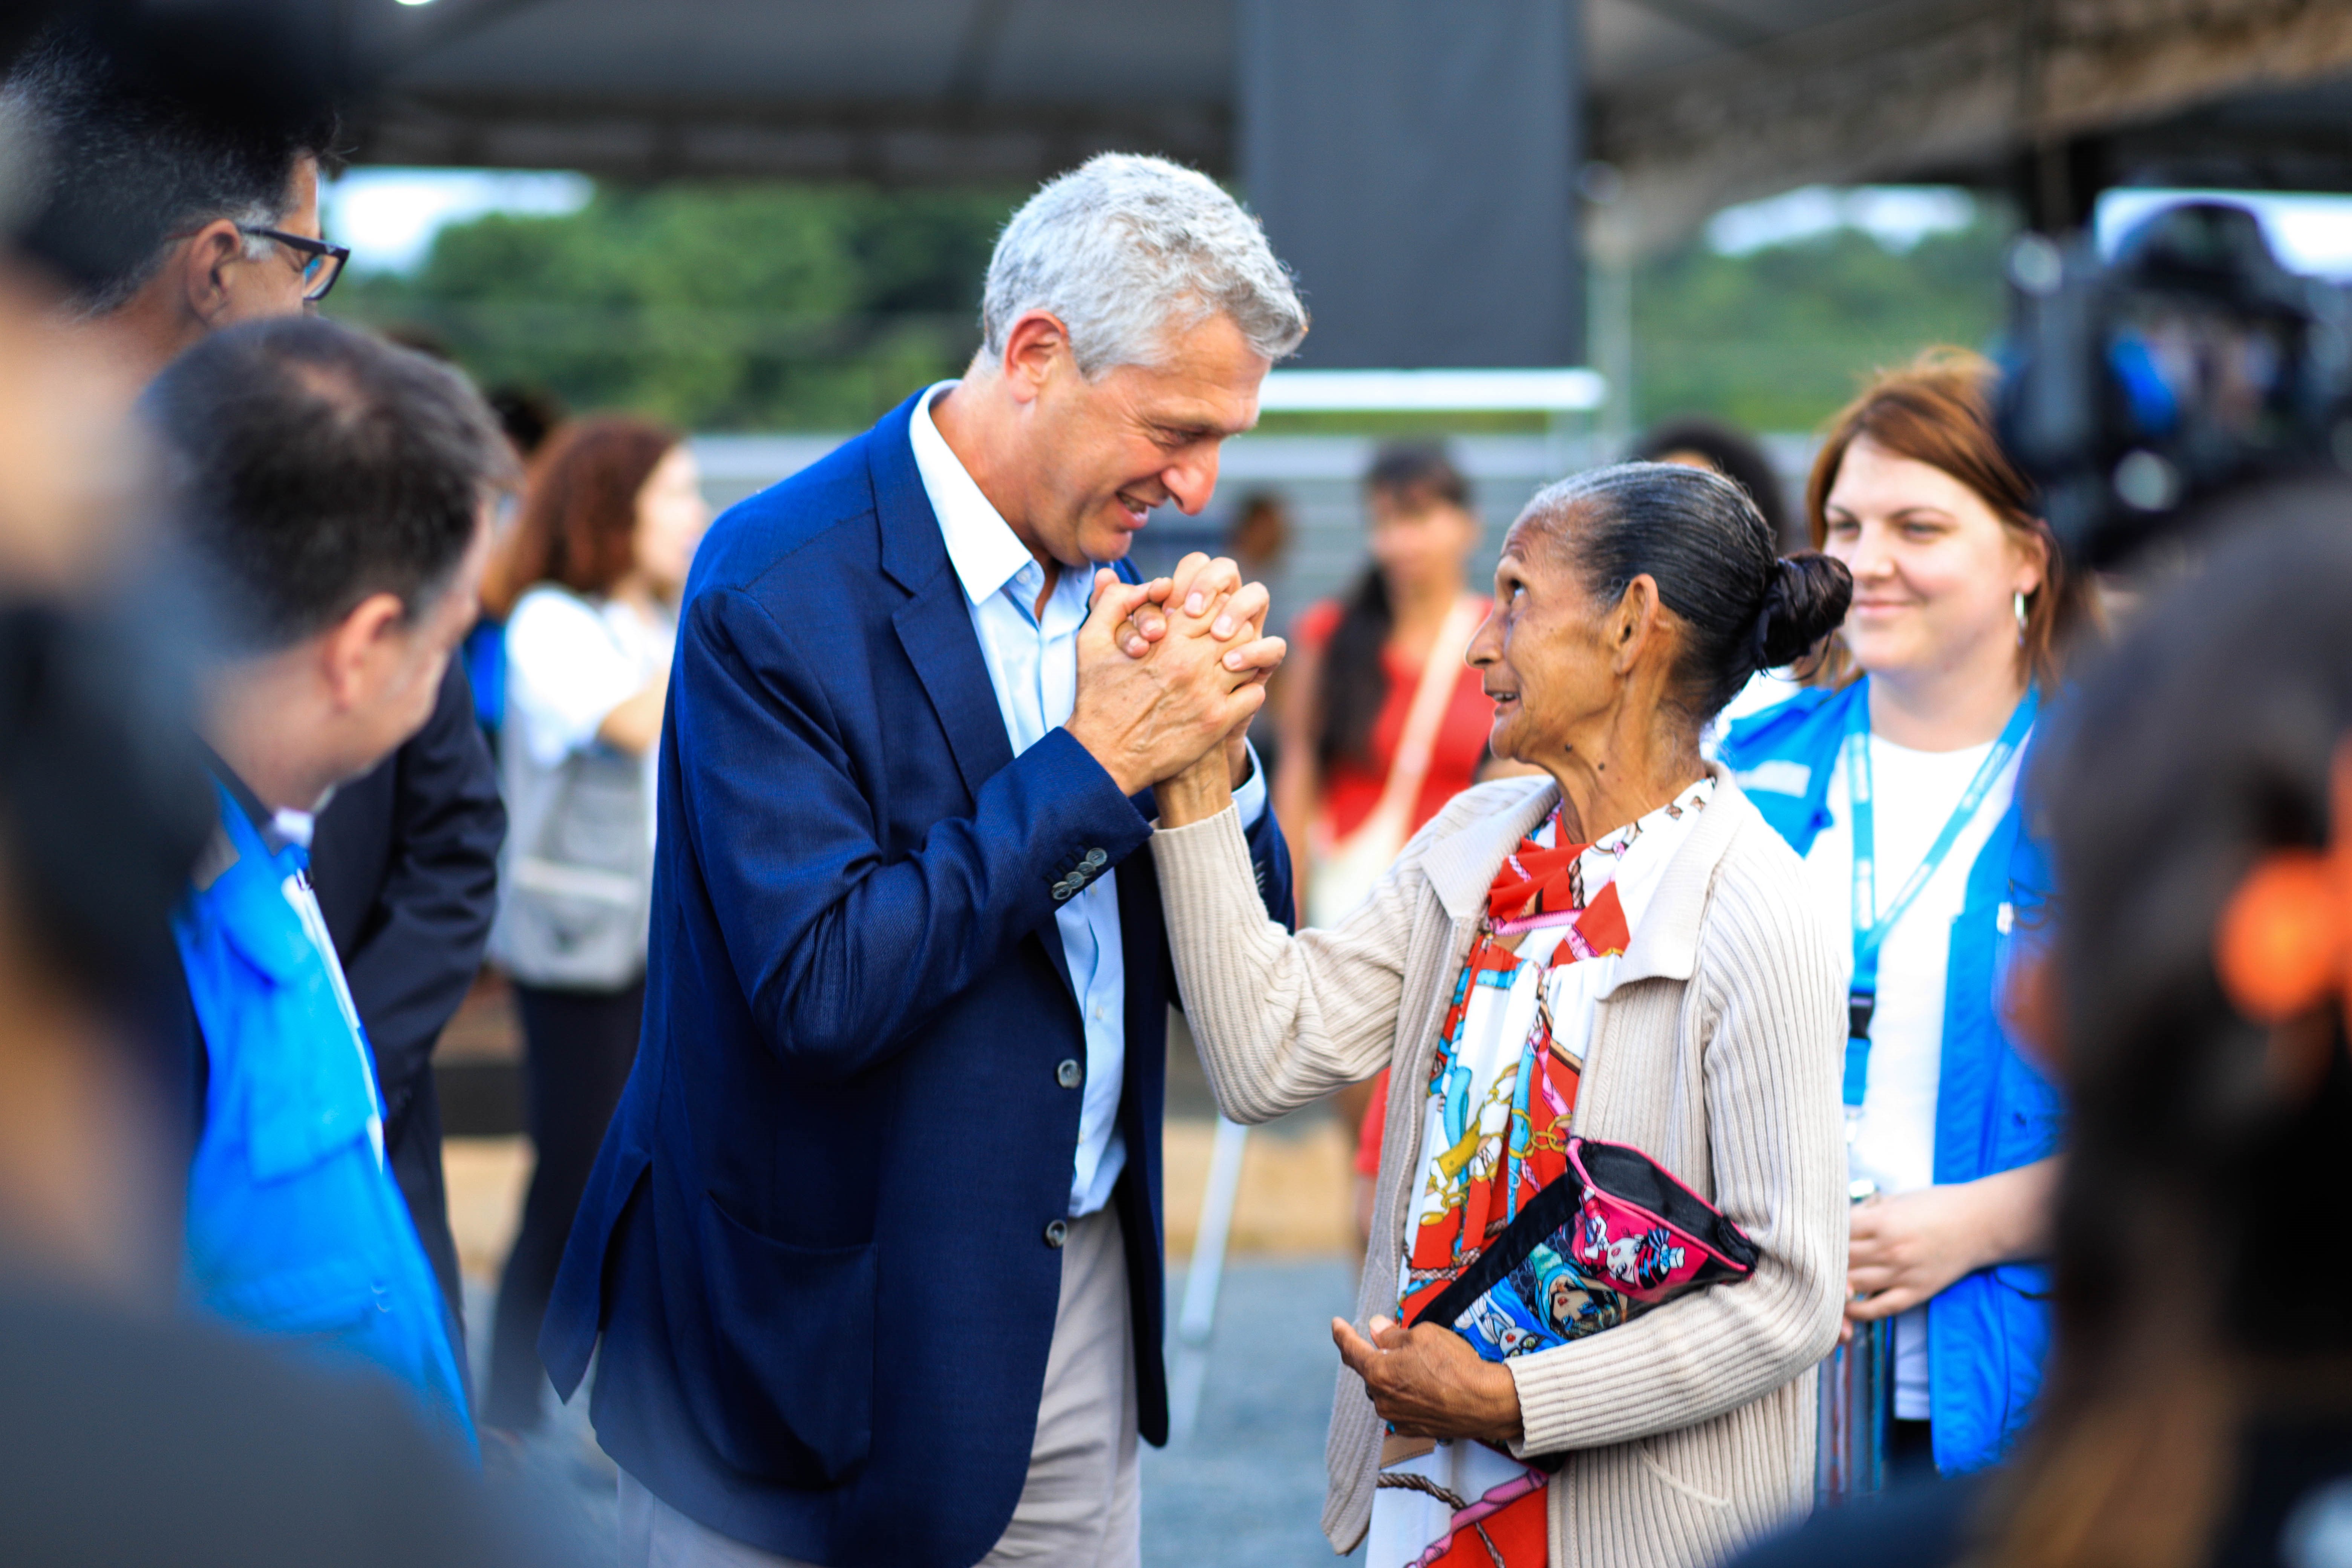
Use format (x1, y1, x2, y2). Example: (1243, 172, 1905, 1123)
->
(1161, 445, 1221, 516)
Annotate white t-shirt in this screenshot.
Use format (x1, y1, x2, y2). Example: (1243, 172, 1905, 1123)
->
(1800, 729, 2021, 1421)
(503, 585, 673, 846)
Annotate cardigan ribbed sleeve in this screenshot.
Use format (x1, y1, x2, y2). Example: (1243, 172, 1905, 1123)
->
(1147, 802, 1418, 1122)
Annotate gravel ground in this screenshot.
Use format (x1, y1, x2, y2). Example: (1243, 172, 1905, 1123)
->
(469, 1255, 1363, 1566)
(1145, 1256, 1365, 1568)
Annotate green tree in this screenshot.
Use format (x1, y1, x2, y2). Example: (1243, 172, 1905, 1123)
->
(332, 182, 1020, 430)
(335, 179, 2017, 437)
(1632, 210, 2016, 432)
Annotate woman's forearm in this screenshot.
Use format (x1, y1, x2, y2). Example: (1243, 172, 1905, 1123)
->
(1846, 1155, 2062, 1319)
(1154, 741, 1234, 827)
(1971, 1155, 2060, 1263)
(596, 678, 667, 756)
(1150, 807, 1404, 1122)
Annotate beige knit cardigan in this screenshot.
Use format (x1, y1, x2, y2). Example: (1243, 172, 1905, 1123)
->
(1151, 766, 1848, 1568)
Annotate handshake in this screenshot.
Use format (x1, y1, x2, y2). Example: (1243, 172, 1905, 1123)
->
(1063, 551, 1286, 813)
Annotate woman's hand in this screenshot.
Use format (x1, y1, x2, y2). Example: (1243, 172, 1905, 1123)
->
(1845, 1158, 2059, 1321)
(1332, 1315, 1523, 1446)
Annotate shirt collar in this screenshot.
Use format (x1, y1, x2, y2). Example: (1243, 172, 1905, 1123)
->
(196, 738, 315, 857)
(910, 381, 1041, 609)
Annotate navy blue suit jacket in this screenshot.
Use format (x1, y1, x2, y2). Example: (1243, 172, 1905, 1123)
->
(542, 393, 1293, 1566)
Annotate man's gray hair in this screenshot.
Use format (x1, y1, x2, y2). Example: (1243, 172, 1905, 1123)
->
(980, 153, 1307, 378)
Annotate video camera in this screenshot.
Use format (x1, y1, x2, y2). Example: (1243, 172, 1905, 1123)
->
(1996, 200, 2352, 568)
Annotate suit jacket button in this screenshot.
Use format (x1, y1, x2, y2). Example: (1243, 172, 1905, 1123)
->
(1044, 1219, 1069, 1249)
(1056, 1058, 1083, 1089)
(1083, 848, 1108, 870)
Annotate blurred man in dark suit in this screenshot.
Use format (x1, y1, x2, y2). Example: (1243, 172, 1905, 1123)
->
(0, 9, 521, 1559)
(7, 18, 503, 1338)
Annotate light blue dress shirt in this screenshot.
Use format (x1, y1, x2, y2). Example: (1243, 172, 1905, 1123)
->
(909, 381, 1267, 1217)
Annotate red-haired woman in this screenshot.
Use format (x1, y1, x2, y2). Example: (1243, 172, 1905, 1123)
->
(1720, 349, 2097, 1479)
(478, 415, 707, 1432)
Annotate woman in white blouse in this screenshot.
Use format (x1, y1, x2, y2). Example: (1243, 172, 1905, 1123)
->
(478, 415, 707, 1432)
(1149, 463, 1852, 1568)
(1718, 351, 2099, 1481)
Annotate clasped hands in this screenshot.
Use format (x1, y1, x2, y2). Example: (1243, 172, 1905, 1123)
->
(1064, 551, 1285, 815)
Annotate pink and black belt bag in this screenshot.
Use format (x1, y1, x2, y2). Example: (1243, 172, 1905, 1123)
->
(1409, 1136, 1759, 1364)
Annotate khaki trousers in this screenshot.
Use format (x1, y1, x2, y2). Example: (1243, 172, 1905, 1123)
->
(618, 1205, 1142, 1568)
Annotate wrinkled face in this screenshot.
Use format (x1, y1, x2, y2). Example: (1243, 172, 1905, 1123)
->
(218, 155, 322, 327)
(1368, 489, 1482, 597)
(633, 444, 709, 598)
(1466, 513, 1624, 768)
(1821, 436, 2043, 682)
(1019, 311, 1268, 567)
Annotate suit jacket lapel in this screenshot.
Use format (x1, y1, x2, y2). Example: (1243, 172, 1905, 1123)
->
(892, 574, 1016, 804)
(870, 393, 1076, 999)
(871, 394, 1017, 805)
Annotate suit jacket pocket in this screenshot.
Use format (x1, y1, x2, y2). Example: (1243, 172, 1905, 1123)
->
(692, 1193, 876, 1487)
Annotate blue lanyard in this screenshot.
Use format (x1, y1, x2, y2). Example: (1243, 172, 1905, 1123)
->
(1841, 687, 2038, 1110)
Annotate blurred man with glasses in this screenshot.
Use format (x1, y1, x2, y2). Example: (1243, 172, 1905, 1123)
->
(8, 39, 341, 381)
(6, 20, 504, 1379)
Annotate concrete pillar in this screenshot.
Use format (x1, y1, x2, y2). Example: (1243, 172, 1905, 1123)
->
(1237, 0, 1584, 369)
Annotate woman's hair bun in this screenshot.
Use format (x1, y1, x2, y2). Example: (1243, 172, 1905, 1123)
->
(1752, 553, 1853, 670)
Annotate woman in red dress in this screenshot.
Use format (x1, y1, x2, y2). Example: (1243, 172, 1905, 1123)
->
(1275, 443, 1496, 1236)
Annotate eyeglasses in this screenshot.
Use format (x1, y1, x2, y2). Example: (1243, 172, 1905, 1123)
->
(240, 225, 351, 303)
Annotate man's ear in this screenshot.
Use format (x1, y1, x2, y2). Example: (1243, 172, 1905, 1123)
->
(317, 592, 408, 709)
(998, 310, 1072, 404)
(174, 221, 247, 329)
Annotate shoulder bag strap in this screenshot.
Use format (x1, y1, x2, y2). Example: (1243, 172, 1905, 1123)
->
(1330, 594, 1485, 858)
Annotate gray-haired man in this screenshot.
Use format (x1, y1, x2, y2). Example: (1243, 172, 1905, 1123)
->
(543, 153, 1307, 1568)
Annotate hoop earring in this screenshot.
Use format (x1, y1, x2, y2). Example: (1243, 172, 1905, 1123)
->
(2015, 590, 2029, 646)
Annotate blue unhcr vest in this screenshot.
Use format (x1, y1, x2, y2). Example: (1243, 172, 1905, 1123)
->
(1719, 680, 2064, 1475)
(173, 780, 474, 1454)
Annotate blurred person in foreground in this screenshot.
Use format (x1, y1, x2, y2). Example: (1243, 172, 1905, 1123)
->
(144, 314, 511, 1450)
(542, 152, 1300, 1568)
(0, 211, 516, 1568)
(1733, 501, 2352, 1568)
(7, 21, 507, 1340)
(475, 416, 708, 1433)
(1718, 350, 2098, 1479)
(1150, 462, 1852, 1567)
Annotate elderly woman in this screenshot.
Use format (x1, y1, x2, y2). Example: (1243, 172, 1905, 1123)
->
(1150, 463, 1853, 1568)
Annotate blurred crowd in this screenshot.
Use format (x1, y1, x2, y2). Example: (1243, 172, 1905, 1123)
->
(3, 6, 2352, 1568)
